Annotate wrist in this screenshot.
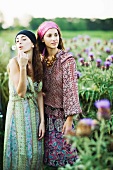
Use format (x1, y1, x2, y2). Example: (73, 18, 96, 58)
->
(40, 120, 45, 124)
(66, 115, 73, 123)
(20, 66, 26, 70)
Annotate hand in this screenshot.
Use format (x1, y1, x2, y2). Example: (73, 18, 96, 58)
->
(62, 120, 73, 135)
(18, 51, 28, 68)
(62, 117, 73, 144)
(38, 122, 45, 140)
(62, 116, 73, 135)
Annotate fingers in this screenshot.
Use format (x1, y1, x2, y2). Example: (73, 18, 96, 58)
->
(62, 125, 65, 134)
(18, 51, 28, 59)
(38, 125, 45, 140)
(38, 130, 45, 140)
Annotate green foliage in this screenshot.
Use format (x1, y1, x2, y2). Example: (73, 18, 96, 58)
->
(78, 65, 113, 117)
(59, 117, 113, 170)
(63, 35, 113, 118)
(0, 38, 9, 116)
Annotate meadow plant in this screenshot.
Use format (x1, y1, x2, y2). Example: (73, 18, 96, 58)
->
(59, 99, 113, 170)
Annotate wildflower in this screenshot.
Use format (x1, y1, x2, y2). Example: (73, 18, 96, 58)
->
(88, 52, 94, 61)
(85, 35, 90, 41)
(77, 53, 82, 58)
(73, 37, 78, 42)
(65, 47, 71, 52)
(78, 58, 85, 66)
(105, 47, 111, 54)
(109, 39, 113, 44)
(108, 54, 113, 63)
(96, 39, 101, 45)
(76, 118, 98, 137)
(77, 71, 82, 79)
(84, 48, 89, 54)
(96, 58, 102, 68)
(104, 61, 111, 70)
(94, 99, 111, 120)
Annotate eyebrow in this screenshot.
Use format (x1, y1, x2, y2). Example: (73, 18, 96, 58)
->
(16, 35, 26, 40)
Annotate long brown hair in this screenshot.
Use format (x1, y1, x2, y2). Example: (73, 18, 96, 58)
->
(32, 44, 43, 83)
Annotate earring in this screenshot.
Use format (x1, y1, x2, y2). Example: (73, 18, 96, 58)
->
(32, 45, 34, 48)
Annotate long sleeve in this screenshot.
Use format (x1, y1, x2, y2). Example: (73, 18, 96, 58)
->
(62, 56, 82, 117)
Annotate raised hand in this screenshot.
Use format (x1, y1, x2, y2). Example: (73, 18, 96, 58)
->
(18, 51, 28, 68)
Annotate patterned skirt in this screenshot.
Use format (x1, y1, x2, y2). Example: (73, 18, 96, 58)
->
(43, 105, 78, 168)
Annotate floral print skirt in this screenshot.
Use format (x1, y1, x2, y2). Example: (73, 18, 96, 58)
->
(43, 105, 78, 168)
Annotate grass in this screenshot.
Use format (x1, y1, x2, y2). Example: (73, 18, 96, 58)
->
(62, 30, 113, 40)
(0, 30, 113, 47)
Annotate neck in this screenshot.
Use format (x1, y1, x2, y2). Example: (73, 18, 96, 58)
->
(47, 48, 59, 57)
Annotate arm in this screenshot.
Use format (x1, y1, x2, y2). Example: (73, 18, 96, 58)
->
(9, 54, 28, 97)
(62, 55, 82, 135)
(37, 90, 45, 140)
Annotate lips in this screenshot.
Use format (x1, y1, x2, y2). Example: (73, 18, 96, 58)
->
(51, 42, 58, 45)
(19, 46, 23, 49)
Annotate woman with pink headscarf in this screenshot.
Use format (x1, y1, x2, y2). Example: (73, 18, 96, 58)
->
(36, 21, 82, 169)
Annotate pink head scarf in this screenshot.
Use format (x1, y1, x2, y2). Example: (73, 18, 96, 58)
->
(37, 21, 60, 40)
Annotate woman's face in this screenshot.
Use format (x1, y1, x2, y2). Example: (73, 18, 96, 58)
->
(15, 34, 34, 53)
(43, 28, 59, 49)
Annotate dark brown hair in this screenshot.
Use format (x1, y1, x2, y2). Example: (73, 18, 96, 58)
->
(32, 44, 43, 83)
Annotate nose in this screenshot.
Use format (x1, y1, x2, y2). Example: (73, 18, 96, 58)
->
(18, 39, 22, 44)
(52, 35, 57, 41)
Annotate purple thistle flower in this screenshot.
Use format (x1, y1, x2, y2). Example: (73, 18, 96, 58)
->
(109, 54, 113, 63)
(109, 39, 113, 44)
(85, 35, 90, 41)
(77, 53, 82, 57)
(96, 58, 102, 68)
(78, 57, 84, 63)
(79, 118, 94, 126)
(104, 61, 111, 66)
(104, 61, 111, 70)
(94, 99, 111, 120)
(84, 48, 90, 54)
(73, 37, 78, 42)
(94, 99, 110, 109)
(96, 39, 101, 45)
(96, 58, 102, 63)
(110, 54, 113, 59)
(105, 47, 111, 54)
(77, 71, 82, 79)
(76, 118, 99, 136)
(65, 47, 71, 52)
(88, 52, 94, 61)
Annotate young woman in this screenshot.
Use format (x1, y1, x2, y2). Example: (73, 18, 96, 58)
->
(3, 30, 45, 170)
(36, 21, 82, 169)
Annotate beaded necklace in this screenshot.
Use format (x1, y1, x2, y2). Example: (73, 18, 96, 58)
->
(44, 55, 56, 67)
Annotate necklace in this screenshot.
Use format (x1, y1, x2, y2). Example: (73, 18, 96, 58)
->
(44, 55, 56, 67)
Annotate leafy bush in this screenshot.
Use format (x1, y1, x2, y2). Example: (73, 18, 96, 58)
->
(59, 100, 113, 170)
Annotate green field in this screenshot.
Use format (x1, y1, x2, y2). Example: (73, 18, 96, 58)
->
(0, 30, 113, 46)
(62, 30, 113, 39)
